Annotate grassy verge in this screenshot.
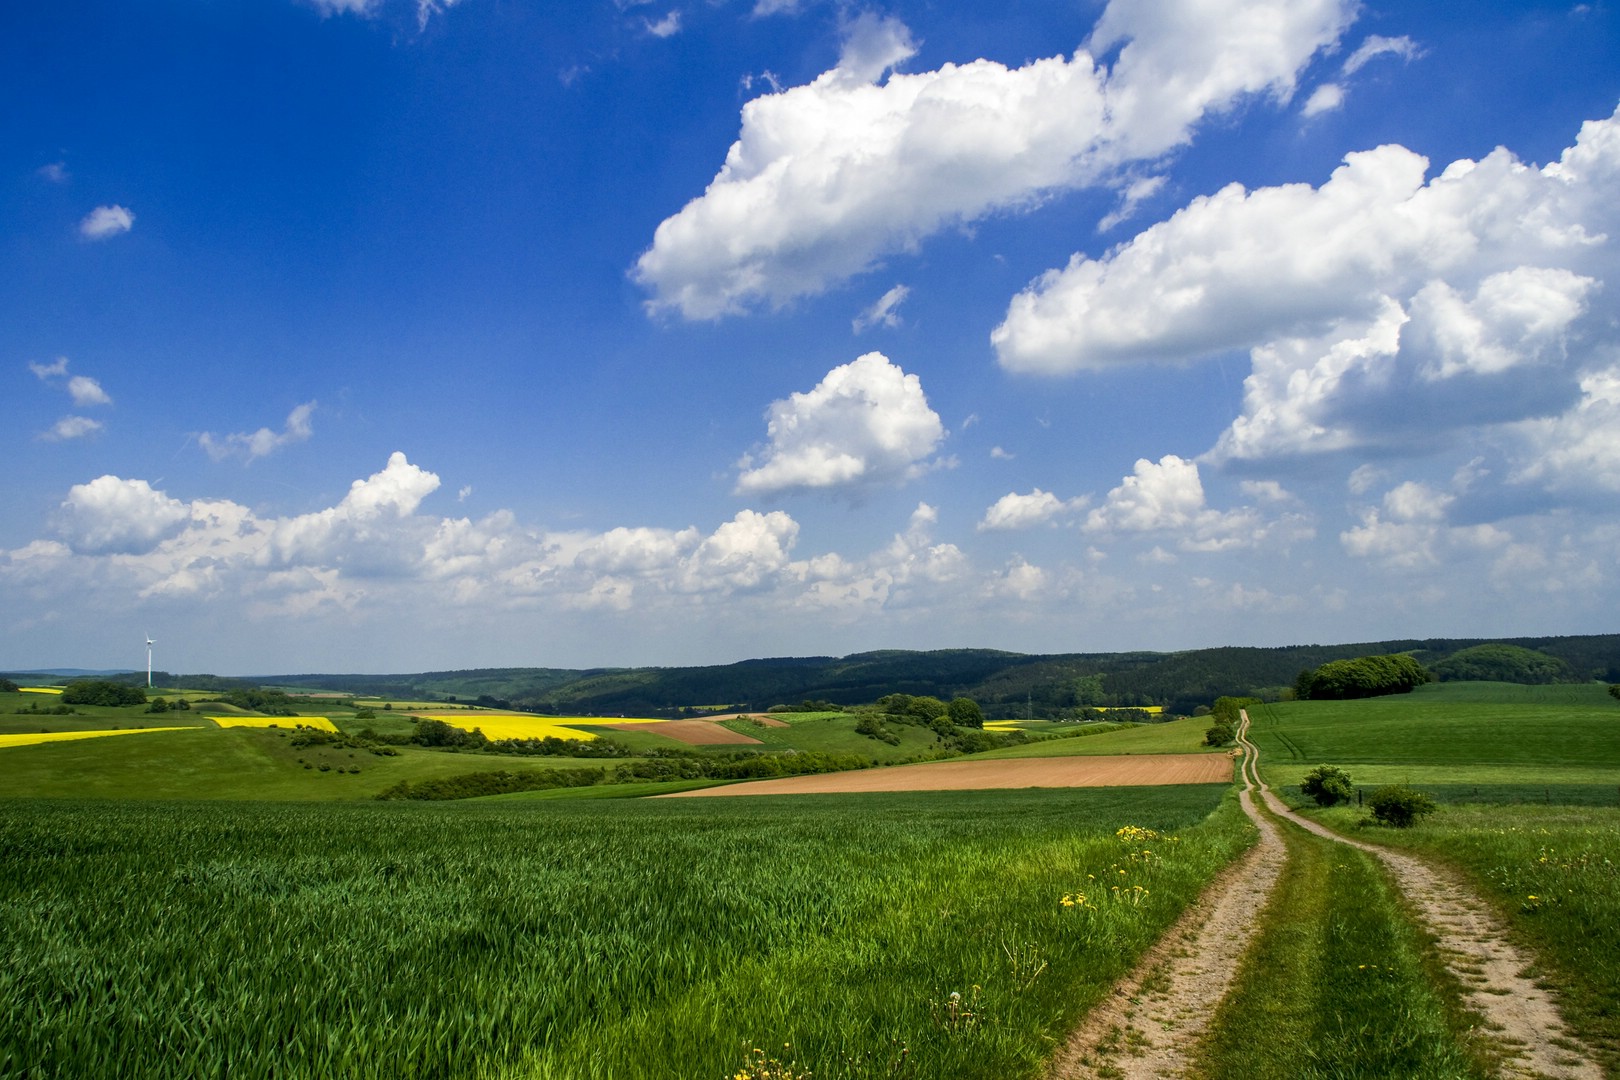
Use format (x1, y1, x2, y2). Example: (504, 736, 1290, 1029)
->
(1195, 810, 1488, 1079)
(1302, 803, 1620, 1074)
(0, 786, 1252, 1080)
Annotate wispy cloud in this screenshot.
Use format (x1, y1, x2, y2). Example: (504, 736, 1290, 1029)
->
(41, 416, 105, 442)
(199, 401, 318, 462)
(644, 10, 680, 37)
(31, 357, 112, 441)
(853, 284, 910, 333)
(78, 205, 134, 240)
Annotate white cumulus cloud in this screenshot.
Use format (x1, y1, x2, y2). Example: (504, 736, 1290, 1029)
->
(735, 352, 947, 497)
(634, 0, 1357, 318)
(67, 375, 113, 407)
(56, 477, 191, 555)
(978, 488, 1086, 531)
(994, 102, 1620, 522)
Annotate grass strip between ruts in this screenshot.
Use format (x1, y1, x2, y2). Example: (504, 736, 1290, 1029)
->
(1192, 803, 1491, 1080)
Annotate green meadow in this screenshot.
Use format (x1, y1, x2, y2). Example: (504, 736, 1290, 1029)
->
(0, 787, 1250, 1080)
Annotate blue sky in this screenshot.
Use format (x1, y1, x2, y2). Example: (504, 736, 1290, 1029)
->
(4, 0, 1618, 675)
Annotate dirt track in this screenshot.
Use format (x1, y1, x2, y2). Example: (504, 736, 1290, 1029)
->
(661, 753, 1232, 797)
(1049, 710, 1604, 1080)
(1049, 736, 1285, 1078)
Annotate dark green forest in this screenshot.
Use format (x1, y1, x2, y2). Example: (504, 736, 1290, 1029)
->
(23, 633, 1614, 721)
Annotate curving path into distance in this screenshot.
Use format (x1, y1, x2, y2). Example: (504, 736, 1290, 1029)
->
(1050, 711, 1603, 1080)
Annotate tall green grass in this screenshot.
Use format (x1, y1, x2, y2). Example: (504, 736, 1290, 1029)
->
(0, 786, 1252, 1080)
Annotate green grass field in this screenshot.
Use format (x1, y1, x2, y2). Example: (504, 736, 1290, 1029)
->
(977, 716, 1214, 759)
(0, 786, 1251, 1080)
(1248, 682, 1620, 805)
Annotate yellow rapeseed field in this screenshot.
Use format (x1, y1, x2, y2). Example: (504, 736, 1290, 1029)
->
(410, 714, 672, 741)
(0, 727, 196, 749)
(211, 716, 339, 732)
(18, 687, 65, 695)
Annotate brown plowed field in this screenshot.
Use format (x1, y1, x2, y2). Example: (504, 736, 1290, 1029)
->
(603, 719, 762, 745)
(662, 753, 1231, 797)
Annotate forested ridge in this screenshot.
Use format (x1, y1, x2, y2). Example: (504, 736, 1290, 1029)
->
(64, 633, 1613, 720)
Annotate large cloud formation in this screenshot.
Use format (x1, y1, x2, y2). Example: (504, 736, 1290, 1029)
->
(995, 105, 1620, 517)
(634, 0, 1356, 318)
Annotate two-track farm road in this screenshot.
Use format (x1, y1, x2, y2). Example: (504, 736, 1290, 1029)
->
(1240, 712, 1604, 1080)
(1050, 712, 1604, 1080)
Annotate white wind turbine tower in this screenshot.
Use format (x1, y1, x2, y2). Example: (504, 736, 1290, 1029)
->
(146, 633, 156, 688)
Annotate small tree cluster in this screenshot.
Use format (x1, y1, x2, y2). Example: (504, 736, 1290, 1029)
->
(1295, 654, 1430, 700)
(875, 693, 985, 729)
(61, 681, 147, 707)
(1300, 764, 1354, 806)
(1203, 721, 1235, 747)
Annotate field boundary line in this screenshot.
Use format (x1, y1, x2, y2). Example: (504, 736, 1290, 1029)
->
(1240, 710, 1605, 1080)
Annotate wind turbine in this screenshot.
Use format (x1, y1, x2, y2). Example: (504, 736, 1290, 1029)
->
(146, 633, 155, 688)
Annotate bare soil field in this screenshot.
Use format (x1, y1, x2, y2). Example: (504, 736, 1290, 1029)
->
(663, 753, 1232, 797)
(604, 719, 762, 745)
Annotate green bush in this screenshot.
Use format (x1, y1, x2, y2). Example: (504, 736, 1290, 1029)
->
(1366, 785, 1437, 828)
(947, 696, 985, 729)
(1204, 721, 1235, 747)
(1300, 764, 1354, 807)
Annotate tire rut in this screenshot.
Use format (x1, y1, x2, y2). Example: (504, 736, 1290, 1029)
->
(1047, 754, 1283, 1078)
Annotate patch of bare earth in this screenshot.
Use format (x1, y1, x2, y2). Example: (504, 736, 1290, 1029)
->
(600, 719, 762, 745)
(1047, 784, 1285, 1079)
(661, 753, 1232, 797)
(1255, 782, 1604, 1079)
(695, 712, 790, 727)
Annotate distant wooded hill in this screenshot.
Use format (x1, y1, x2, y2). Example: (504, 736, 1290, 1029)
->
(121, 633, 1617, 720)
